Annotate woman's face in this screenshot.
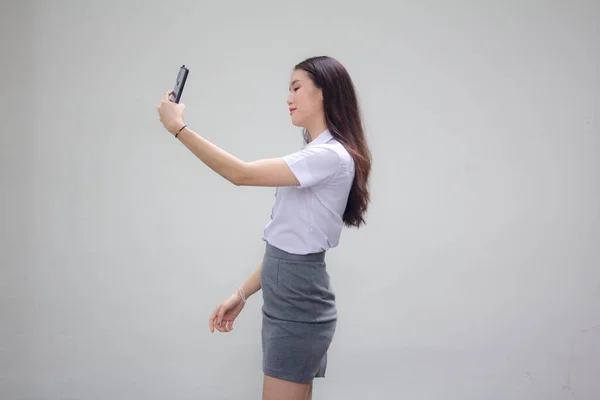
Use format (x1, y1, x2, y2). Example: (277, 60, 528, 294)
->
(287, 69, 323, 128)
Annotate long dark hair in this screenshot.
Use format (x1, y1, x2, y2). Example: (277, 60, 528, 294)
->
(294, 56, 372, 228)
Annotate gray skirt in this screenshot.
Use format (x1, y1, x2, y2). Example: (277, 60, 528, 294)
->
(260, 243, 337, 384)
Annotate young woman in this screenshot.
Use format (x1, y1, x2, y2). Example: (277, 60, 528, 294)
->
(157, 56, 372, 400)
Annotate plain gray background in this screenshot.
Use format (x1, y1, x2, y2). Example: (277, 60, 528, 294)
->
(2, 0, 599, 399)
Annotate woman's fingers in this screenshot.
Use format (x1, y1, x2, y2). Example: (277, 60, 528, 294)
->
(163, 90, 174, 102)
(217, 306, 227, 328)
(223, 320, 232, 332)
(209, 303, 236, 333)
(209, 306, 220, 333)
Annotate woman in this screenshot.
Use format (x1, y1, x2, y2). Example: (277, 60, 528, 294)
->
(157, 56, 372, 400)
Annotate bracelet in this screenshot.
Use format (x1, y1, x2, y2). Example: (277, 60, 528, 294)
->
(236, 287, 247, 303)
(175, 124, 187, 138)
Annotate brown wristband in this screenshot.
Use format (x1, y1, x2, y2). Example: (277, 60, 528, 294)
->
(175, 124, 187, 138)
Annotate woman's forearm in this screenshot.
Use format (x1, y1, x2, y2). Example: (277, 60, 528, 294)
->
(238, 265, 262, 300)
(176, 126, 246, 185)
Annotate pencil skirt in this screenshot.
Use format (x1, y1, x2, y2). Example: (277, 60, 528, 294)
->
(260, 243, 337, 384)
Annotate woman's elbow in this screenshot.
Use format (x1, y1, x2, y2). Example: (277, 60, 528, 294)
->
(230, 177, 244, 186)
(231, 175, 257, 186)
(229, 164, 252, 186)
(228, 173, 244, 186)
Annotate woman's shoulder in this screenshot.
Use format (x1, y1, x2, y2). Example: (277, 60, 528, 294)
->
(318, 140, 354, 169)
(309, 140, 354, 180)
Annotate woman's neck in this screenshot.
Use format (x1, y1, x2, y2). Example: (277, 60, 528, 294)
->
(305, 119, 327, 142)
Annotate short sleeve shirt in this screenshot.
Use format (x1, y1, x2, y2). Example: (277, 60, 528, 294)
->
(262, 129, 355, 255)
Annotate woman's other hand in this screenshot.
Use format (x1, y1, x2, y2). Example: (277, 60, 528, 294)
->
(209, 291, 246, 333)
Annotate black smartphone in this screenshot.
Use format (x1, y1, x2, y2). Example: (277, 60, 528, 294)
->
(169, 65, 189, 103)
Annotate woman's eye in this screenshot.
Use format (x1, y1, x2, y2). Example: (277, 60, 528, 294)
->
(293, 87, 299, 92)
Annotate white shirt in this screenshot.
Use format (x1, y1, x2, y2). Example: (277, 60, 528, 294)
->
(262, 129, 355, 255)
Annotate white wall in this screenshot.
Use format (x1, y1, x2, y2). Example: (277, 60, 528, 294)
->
(2, 0, 599, 399)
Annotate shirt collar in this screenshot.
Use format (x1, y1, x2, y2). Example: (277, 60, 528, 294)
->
(307, 129, 333, 147)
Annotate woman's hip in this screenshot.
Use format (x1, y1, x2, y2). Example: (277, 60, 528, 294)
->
(260, 243, 337, 323)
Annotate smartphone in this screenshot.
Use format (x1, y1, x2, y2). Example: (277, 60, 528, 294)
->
(169, 65, 189, 103)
